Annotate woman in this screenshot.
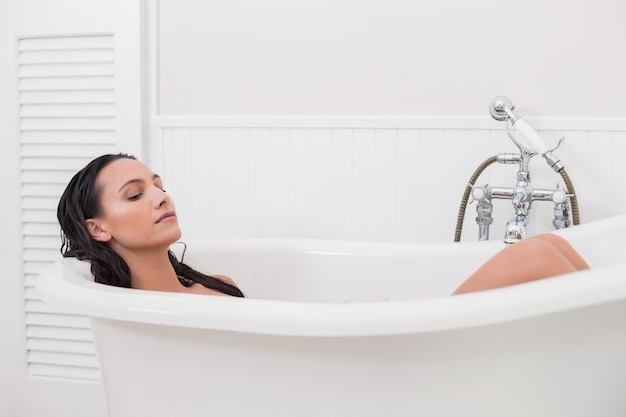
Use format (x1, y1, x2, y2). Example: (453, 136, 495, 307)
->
(57, 153, 244, 297)
(57, 153, 589, 296)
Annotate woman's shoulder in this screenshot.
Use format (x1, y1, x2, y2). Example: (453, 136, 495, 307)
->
(182, 273, 241, 296)
(212, 274, 238, 287)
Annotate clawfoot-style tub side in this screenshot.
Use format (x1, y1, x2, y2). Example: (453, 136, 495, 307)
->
(37, 214, 626, 417)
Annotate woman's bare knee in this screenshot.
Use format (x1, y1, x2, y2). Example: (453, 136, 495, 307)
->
(528, 233, 589, 270)
(452, 238, 578, 295)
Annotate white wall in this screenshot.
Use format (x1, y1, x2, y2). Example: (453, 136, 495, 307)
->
(157, 0, 626, 117)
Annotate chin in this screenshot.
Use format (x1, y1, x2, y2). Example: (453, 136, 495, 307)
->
(170, 227, 183, 243)
(159, 226, 182, 247)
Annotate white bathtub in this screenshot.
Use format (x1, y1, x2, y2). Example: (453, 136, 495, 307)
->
(37, 213, 626, 417)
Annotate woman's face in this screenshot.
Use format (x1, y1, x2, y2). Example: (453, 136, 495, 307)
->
(86, 158, 182, 254)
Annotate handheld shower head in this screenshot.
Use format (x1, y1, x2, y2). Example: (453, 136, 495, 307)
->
(488, 96, 554, 158)
(489, 96, 563, 171)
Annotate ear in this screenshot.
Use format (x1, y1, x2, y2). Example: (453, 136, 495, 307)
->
(85, 219, 112, 242)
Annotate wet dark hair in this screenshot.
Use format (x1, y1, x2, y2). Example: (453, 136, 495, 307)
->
(57, 153, 244, 297)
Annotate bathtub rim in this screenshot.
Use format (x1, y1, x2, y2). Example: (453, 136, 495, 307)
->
(37, 256, 626, 337)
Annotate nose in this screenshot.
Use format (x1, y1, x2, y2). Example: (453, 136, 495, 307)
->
(152, 187, 170, 207)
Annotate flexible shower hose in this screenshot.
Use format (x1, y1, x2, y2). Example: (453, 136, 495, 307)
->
(453, 158, 581, 242)
(559, 168, 580, 226)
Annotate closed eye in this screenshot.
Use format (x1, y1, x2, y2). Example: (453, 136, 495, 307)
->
(128, 193, 143, 201)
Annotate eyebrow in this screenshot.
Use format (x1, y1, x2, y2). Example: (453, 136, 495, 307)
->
(118, 174, 161, 193)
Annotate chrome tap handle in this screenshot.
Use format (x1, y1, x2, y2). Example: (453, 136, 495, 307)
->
(552, 186, 571, 229)
(472, 185, 494, 241)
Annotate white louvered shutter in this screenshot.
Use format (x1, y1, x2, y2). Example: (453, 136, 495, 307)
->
(20, 34, 121, 381)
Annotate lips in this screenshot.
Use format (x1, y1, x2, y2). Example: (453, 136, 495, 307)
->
(156, 211, 176, 223)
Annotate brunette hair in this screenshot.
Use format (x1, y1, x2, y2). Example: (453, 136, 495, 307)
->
(57, 153, 244, 297)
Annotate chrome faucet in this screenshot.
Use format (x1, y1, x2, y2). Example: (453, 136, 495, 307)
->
(470, 97, 573, 243)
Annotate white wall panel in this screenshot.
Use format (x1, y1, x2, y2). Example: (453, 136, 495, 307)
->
(268, 129, 291, 236)
(613, 132, 626, 212)
(156, 117, 626, 244)
(351, 129, 376, 239)
(248, 128, 272, 237)
(373, 129, 397, 241)
(330, 129, 355, 239)
(395, 129, 420, 241)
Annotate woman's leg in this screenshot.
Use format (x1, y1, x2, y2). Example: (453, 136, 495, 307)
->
(527, 233, 590, 270)
(452, 234, 589, 295)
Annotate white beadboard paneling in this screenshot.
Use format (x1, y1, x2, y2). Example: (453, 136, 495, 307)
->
(154, 117, 626, 244)
(229, 128, 251, 238)
(208, 128, 232, 239)
(330, 128, 354, 239)
(585, 131, 614, 220)
(289, 128, 315, 237)
(612, 132, 626, 215)
(373, 129, 397, 241)
(417, 129, 444, 241)
(248, 128, 272, 237)
(268, 128, 292, 237)
(351, 129, 376, 240)
(303, 128, 332, 239)
(395, 129, 420, 241)
(188, 127, 212, 234)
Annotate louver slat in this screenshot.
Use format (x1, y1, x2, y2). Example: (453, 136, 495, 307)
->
(20, 103, 115, 117)
(20, 34, 118, 382)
